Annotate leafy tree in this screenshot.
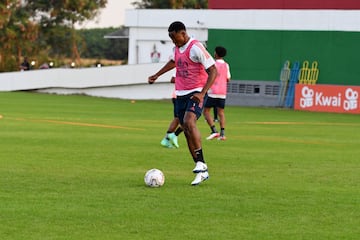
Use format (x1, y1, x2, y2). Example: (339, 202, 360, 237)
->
(0, 1, 37, 71)
(78, 27, 128, 61)
(132, 0, 207, 9)
(0, 0, 108, 72)
(26, 0, 107, 64)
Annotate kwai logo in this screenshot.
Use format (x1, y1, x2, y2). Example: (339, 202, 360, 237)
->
(315, 91, 342, 107)
(300, 86, 358, 111)
(295, 84, 360, 114)
(344, 88, 358, 111)
(300, 86, 314, 108)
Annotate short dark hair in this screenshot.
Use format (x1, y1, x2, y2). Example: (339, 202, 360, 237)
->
(215, 46, 227, 58)
(168, 21, 186, 33)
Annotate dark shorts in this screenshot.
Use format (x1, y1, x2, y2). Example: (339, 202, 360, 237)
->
(204, 97, 226, 109)
(172, 98, 178, 118)
(176, 92, 208, 125)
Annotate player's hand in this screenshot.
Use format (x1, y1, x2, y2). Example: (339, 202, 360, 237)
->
(190, 92, 204, 104)
(148, 74, 158, 84)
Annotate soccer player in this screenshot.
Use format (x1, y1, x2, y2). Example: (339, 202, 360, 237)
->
(20, 57, 30, 71)
(161, 72, 183, 148)
(204, 46, 231, 140)
(148, 21, 217, 185)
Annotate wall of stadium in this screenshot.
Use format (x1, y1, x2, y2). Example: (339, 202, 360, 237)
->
(207, 29, 360, 85)
(2, 7, 359, 104)
(0, 63, 174, 100)
(125, 9, 360, 86)
(208, 0, 360, 10)
(206, 0, 360, 110)
(206, 0, 360, 86)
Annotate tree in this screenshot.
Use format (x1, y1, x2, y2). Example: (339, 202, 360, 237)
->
(26, 0, 107, 65)
(78, 27, 128, 61)
(0, 0, 108, 72)
(132, 0, 207, 9)
(0, 0, 37, 71)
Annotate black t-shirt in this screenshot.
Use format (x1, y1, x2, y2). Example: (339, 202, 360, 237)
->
(21, 61, 30, 70)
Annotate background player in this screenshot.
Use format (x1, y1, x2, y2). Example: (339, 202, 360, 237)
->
(203, 46, 231, 141)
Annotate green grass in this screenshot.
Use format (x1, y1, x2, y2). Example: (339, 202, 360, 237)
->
(0, 92, 359, 239)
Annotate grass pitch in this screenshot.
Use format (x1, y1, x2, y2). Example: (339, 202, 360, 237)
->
(0, 92, 359, 239)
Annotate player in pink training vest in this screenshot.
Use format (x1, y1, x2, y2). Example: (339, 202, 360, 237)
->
(148, 21, 217, 185)
(160, 71, 183, 148)
(203, 46, 231, 141)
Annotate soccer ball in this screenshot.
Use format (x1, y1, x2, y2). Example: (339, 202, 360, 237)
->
(144, 168, 165, 187)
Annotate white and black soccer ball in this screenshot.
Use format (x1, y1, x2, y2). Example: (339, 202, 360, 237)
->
(144, 169, 165, 187)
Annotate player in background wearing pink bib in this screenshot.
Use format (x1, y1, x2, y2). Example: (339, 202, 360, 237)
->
(160, 71, 183, 148)
(203, 46, 231, 141)
(148, 21, 217, 186)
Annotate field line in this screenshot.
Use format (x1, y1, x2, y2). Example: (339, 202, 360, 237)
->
(243, 121, 360, 126)
(5, 116, 144, 131)
(232, 135, 344, 146)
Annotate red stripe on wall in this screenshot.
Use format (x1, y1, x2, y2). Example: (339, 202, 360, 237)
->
(208, 0, 360, 10)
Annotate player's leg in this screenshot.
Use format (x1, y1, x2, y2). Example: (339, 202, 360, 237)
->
(181, 93, 209, 185)
(167, 117, 181, 148)
(217, 107, 226, 140)
(161, 117, 180, 148)
(217, 99, 226, 140)
(161, 98, 181, 148)
(205, 98, 219, 140)
(213, 107, 218, 122)
(203, 106, 213, 127)
(183, 111, 208, 183)
(169, 97, 183, 147)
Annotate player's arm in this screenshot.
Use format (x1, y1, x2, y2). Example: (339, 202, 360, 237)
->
(148, 60, 176, 84)
(190, 42, 217, 103)
(227, 63, 231, 82)
(192, 64, 217, 103)
(202, 64, 217, 95)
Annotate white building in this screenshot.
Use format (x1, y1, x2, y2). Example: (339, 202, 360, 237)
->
(124, 9, 209, 64)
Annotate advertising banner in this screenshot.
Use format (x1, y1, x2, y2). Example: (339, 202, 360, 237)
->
(294, 84, 360, 114)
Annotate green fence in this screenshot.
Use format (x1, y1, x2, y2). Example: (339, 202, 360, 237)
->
(208, 29, 360, 86)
